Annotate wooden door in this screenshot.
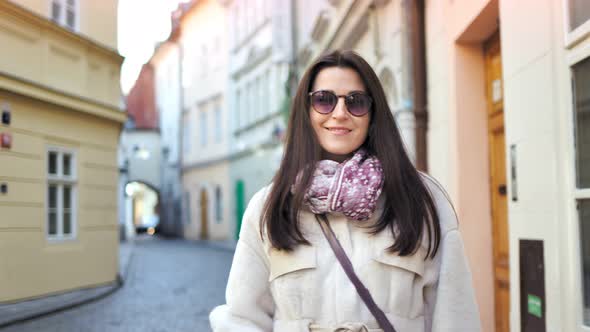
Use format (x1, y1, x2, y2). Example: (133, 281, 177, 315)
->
(200, 189, 209, 240)
(485, 32, 510, 332)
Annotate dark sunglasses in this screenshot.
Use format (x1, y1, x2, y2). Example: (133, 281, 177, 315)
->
(308, 90, 372, 117)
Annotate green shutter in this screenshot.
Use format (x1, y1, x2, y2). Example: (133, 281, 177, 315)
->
(235, 180, 245, 240)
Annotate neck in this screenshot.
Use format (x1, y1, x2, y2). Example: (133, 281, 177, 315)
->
(321, 151, 352, 163)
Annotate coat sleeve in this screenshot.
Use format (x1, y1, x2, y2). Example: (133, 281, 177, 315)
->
(209, 190, 275, 331)
(424, 229, 481, 332)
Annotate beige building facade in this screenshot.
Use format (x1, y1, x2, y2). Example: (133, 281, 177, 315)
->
(178, 0, 231, 240)
(0, 0, 124, 302)
(426, 0, 590, 331)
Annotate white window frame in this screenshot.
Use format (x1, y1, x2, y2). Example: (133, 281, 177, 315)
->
(565, 42, 590, 332)
(46, 146, 77, 242)
(50, 0, 79, 31)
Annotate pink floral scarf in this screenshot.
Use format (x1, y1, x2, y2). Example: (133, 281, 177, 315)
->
(298, 148, 384, 221)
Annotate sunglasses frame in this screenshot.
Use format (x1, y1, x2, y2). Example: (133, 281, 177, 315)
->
(308, 90, 373, 117)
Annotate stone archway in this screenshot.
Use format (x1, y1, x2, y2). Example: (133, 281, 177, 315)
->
(124, 181, 160, 236)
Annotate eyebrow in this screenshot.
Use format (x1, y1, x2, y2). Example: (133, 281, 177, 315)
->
(312, 89, 367, 94)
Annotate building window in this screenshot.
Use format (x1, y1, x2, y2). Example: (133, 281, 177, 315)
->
(573, 57, 590, 188)
(569, 0, 590, 31)
(573, 56, 590, 326)
(248, 82, 255, 125)
(214, 104, 222, 142)
(200, 110, 208, 146)
(243, 85, 249, 127)
(47, 148, 77, 240)
(215, 186, 222, 223)
(51, 0, 78, 30)
(184, 191, 191, 224)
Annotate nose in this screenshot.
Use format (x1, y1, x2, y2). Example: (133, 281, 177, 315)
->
(331, 96, 348, 119)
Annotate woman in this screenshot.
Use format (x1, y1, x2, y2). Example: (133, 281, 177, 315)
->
(210, 50, 480, 331)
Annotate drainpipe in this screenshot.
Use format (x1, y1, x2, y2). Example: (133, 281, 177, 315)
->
(410, 0, 428, 171)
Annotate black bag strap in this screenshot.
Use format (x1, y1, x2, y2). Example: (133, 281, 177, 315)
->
(315, 214, 396, 332)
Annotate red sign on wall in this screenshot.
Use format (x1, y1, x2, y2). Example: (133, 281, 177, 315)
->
(1, 132, 12, 149)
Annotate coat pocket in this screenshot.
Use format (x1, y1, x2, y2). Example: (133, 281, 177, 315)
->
(368, 249, 426, 319)
(268, 245, 317, 319)
(268, 244, 317, 281)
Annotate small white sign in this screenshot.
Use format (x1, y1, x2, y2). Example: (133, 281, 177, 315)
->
(492, 79, 502, 103)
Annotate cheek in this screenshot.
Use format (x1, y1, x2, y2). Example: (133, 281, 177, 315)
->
(309, 112, 325, 135)
(357, 117, 370, 139)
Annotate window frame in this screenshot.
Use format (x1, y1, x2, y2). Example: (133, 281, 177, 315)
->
(215, 186, 222, 223)
(236, 89, 242, 131)
(183, 191, 191, 224)
(50, 0, 80, 31)
(46, 146, 78, 242)
(566, 44, 590, 331)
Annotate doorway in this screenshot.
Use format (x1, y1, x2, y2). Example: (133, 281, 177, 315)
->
(485, 31, 510, 332)
(200, 189, 209, 240)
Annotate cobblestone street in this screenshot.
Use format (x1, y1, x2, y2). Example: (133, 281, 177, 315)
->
(2, 236, 234, 332)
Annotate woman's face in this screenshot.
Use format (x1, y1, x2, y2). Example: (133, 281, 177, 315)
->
(310, 67, 371, 162)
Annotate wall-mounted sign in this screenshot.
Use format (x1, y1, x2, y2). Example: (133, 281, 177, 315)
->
(1, 132, 12, 149)
(520, 239, 546, 332)
(492, 79, 502, 103)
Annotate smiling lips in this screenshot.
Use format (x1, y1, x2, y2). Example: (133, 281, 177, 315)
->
(326, 127, 352, 135)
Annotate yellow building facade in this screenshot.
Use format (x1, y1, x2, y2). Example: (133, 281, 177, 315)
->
(0, 0, 125, 302)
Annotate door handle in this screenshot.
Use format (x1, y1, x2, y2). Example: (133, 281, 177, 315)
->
(498, 184, 507, 196)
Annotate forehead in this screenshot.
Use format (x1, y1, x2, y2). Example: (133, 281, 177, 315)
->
(312, 67, 366, 93)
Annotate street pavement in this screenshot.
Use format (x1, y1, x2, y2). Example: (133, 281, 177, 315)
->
(1, 235, 234, 332)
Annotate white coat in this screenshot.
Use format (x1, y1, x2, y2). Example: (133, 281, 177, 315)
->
(210, 174, 481, 331)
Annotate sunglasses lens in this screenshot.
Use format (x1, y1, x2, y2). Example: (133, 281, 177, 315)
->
(346, 93, 371, 116)
(311, 91, 336, 114)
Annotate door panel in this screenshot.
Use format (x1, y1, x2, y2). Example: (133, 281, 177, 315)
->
(200, 189, 209, 240)
(485, 31, 510, 332)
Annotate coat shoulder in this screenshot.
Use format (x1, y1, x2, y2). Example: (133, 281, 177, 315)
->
(418, 171, 459, 236)
(238, 185, 273, 241)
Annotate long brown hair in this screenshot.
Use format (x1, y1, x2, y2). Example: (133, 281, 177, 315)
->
(262, 50, 441, 258)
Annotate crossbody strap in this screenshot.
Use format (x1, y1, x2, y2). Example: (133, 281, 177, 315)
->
(315, 214, 396, 332)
